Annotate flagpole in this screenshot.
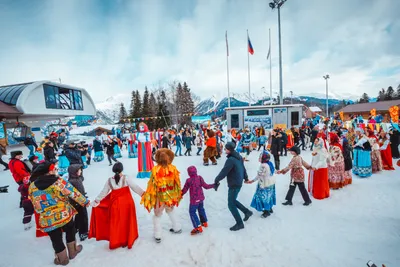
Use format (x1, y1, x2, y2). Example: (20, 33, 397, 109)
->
(226, 30, 231, 108)
(269, 28, 272, 106)
(247, 29, 251, 107)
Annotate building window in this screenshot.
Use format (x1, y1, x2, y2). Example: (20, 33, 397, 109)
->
(291, 111, 299, 126)
(247, 109, 269, 116)
(231, 114, 239, 128)
(43, 84, 83, 110)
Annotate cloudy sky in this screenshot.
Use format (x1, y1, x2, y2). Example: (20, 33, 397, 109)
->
(0, 0, 399, 103)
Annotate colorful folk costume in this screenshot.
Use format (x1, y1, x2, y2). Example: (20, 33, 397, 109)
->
(203, 130, 218, 166)
(113, 138, 122, 159)
(368, 130, 383, 173)
(342, 137, 353, 185)
(352, 129, 372, 178)
(58, 152, 70, 176)
(308, 138, 330, 199)
(141, 149, 182, 243)
(135, 123, 155, 178)
(379, 132, 395, 170)
(93, 137, 104, 162)
(250, 151, 276, 217)
(328, 133, 345, 189)
(286, 129, 294, 148)
(128, 134, 138, 158)
(90, 172, 144, 250)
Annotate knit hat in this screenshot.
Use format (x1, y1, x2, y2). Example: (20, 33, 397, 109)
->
(260, 151, 271, 163)
(10, 151, 23, 159)
(29, 155, 38, 161)
(289, 146, 300, 155)
(225, 142, 236, 152)
(187, 166, 198, 177)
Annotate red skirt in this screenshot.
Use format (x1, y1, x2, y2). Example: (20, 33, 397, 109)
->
(380, 146, 395, 170)
(89, 187, 139, 249)
(308, 168, 330, 200)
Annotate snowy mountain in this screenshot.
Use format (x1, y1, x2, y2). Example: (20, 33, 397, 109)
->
(95, 94, 130, 123)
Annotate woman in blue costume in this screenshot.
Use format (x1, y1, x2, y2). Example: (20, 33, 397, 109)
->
(113, 137, 122, 158)
(58, 146, 70, 176)
(352, 128, 372, 178)
(128, 135, 138, 158)
(93, 137, 104, 162)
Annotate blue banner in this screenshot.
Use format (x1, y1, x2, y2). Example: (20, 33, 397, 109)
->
(191, 116, 211, 123)
(0, 123, 5, 139)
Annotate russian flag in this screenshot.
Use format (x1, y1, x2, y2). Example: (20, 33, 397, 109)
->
(247, 32, 254, 55)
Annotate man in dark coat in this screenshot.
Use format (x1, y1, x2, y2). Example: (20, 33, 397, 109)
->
(44, 142, 56, 162)
(214, 142, 252, 231)
(162, 133, 170, 149)
(104, 140, 118, 166)
(310, 126, 319, 151)
(65, 141, 83, 165)
(270, 130, 281, 170)
(279, 130, 288, 156)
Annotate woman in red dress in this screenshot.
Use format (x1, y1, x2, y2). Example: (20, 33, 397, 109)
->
(378, 131, 395, 170)
(308, 138, 330, 200)
(90, 162, 144, 249)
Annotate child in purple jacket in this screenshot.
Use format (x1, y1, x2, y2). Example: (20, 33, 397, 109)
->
(182, 166, 215, 235)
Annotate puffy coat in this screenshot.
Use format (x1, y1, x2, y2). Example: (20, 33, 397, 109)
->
(9, 159, 31, 184)
(215, 151, 248, 188)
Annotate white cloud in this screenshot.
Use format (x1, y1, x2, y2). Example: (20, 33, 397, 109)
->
(0, 0, 399, 104)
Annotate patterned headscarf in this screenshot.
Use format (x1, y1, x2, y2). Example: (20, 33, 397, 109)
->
(329, 132, 343, 151)
(260, 151, 275, 175)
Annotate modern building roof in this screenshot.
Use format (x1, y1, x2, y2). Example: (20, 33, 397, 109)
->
(0, 82, 33, 105)
(0, 101, 22, 115)
(339, 99, 400, 113)
(308, 106, 322, 112)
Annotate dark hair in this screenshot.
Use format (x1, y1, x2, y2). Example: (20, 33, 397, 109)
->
(112, 162, 124, 185)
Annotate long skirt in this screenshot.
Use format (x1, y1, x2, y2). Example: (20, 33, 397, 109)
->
(380, 146, 395, 170)
(352, 149, 372, 178)
(58, 156, 70, 176)
(328, 159, 345, 189)
(371, 150, 383, 173)
(128, 143, 137, 158)
(81, 156, 88, 169)
(114, 145, 122, 159)
(344, 170, 352, 186)
(93, 151, 104, 162)
(308, 168, 330, 199)
(137, 142, 154, 178)
(89, 186, 139, 249)
(250, 184, 276, 212)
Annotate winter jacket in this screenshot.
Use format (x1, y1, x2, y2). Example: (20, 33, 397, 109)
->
(215, 151, 248, 188)
(241, 133, 252, 147)
(182, 173, 214, 205)
(259, 135, 267, 145)
(280, 155, 311, 183)
(65, 148, 83, 165)
(174, 135, 183, 147)
(67, 164, 85, 195)
(93, 139, 103, 152)
(44, 145, 56, 162)
(24, 137, 38, 148)
(280, 132, 288, 144)
(29, 174, 88, 232)
(251, 163, 276, 189)
(183, 136, 192, 149)
(104, 142, 115, 155)
(9, 159, 31, 184)
(162, 136, 170, 148)
(195, 136, 203, 148)
(270, 136, 281, 155)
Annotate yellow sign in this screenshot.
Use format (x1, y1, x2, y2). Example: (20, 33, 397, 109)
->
(274, 124, 287, 129)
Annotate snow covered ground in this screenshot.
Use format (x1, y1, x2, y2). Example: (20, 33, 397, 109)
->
(1, 148, 399, 267)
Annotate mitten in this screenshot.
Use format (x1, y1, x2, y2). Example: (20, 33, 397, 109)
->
(214, 183, 220, 191)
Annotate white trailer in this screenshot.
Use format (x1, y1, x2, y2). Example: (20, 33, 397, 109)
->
(225, 104, 304, 130)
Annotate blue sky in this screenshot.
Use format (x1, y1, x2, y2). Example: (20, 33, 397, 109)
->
(0, 0, 399, 103)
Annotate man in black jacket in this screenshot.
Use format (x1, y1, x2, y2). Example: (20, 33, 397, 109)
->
(104, 140, 118, 166)
(214, 142, 252, 231)
(270, 130, 281, 170)
(65, 141, 83, 165)
(44, 142, 56, 162)
(279, 130, 288, 156)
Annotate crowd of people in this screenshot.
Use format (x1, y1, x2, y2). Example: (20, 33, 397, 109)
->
(3, 118, 399, 266)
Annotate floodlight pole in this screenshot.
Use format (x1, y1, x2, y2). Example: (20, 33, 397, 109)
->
(323, 74, 330, 117)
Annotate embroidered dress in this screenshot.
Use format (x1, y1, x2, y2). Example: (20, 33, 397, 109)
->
(93, 139, 104, 162)
(369, 138, 383, 173)
(114, 143, 122, 159)
(353, 136, 372, 178)
(328, 146, 345, 189)
(308, 145, 330, 199)
(128, 139, 138, 158)
(342, 142, 353, 186)
(250, 163, 276, 211)
(379, 137, 395, 170)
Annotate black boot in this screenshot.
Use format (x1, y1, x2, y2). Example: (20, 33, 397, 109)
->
(282, 201, 293, 206)
(261, 210, 270, 218)
(229, 224, 244, 231)
(269, 208, 273, 214)
(243, 211, 253, 222)
(303, 200, 312, 206)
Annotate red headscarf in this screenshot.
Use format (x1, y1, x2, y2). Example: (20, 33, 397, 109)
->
(367, 129, 378, 141)
(329, 132, 343, 151)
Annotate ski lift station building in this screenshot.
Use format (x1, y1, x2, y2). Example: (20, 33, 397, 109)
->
(0, 81, 96, 142)
(225, 104, 304, 130)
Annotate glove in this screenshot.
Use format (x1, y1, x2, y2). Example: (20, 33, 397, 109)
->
(214, 183, 220, 191)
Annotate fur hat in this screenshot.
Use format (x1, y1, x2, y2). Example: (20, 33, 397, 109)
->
(155, 148, 175, 167)
(10, 151, 23, 159)
(206, 129, 215, 138)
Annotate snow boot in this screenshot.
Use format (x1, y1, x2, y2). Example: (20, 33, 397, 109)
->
(229, 224, 244, 231)
(201, 222, 208, 228)
(261, 211, 270, 218)
(203, 163, 209, 166)
(190, 226, 203, 235)
(66, 241, 82, 260)
(303, 201, 312, 206)
(243, 211, 253, 222)
(24, 221, 32, 231)
(169, 228, 182, 234)
(155, 237, 162, 243)
(167, 208, 182, 234)
(79, 233, 88, 242)
(54, 249, 69, 266)
(212, 162, 217, 165)
(282, 201, 293, 206)
(269, 208, 274, 214)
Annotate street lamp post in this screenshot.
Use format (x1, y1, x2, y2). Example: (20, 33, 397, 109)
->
(269, 0, 287, 105)
(323, 74, 330, 117)
(290, 90, 293, 104)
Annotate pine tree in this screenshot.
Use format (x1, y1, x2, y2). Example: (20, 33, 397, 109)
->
(359, 93, 370, 103)
(175, 82, 184, 125)
(132, 90, 142, 120)
(182, 82, 194, 125)
(386, 86, 394, 100)
(377, 89, 386, 102)
(118, 103, 128, 123)
(156, 90, 170, 129)
(129, 90, 135, 117)
(149, 92, 157, 129)
(396, 84, 400, 100)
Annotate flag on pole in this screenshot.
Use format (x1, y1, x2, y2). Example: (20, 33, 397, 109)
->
(225, 30, 229, 57)
(247, 32, 254, 55)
